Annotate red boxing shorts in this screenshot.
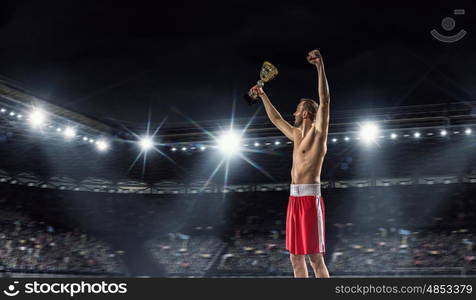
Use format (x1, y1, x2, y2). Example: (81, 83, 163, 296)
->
(286, 184, 325, 255)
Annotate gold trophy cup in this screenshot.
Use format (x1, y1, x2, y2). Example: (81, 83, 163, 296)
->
(244, 61, 278, 105)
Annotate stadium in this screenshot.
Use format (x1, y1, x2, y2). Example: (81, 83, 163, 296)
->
(0, 1, 475, 281)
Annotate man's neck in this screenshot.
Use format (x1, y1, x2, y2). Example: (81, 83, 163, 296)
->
(299, 120, 313, 137)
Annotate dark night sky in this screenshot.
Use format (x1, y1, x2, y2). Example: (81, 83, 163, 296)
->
(0, 0, 475, 128)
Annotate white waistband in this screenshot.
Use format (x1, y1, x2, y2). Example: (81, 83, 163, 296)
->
(290, 184, 321, 197)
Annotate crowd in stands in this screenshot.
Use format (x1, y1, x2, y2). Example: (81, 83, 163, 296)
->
(216, 231, 289, 274)
(147, 231, 224, 276)
(207, 226, 475, 276)
(330, 226, 475, 274)
(0, 209, 127, 275)
(210, 184, 476, 276)
(0, 183, 474, 276)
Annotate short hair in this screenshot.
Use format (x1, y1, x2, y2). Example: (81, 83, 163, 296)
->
(299, 98, 319, 121)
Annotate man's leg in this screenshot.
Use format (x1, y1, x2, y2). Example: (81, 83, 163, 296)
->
(308, 253, 330, 278)
(289, 254, 308, 278)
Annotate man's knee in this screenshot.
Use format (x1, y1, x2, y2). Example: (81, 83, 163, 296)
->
(309, 253, 325, 267)
(289, 254, 305, 267)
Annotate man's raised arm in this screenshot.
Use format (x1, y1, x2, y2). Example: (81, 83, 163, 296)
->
(249, 85, 295, 141)
(307, 50, 330, 138)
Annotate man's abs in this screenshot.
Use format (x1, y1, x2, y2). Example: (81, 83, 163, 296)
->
(291, 150, 325, 184)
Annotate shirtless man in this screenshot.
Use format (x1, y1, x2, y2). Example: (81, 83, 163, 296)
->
(249, 49, 330, 278)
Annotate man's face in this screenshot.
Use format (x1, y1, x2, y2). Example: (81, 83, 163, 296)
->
(293, 103, 304, 126)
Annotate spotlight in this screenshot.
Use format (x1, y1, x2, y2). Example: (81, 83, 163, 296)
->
(359, 122, 379, 144)
(64, 127, 76, 138)
(9, 112, 15, 116)
(83, 137, 88, 141)
(332, 138, 338, 143)
(181, 147, 187, 151)
(96, 140, 109, 152)
(390, 133, 397, 139)
(440, 130, 447, 136)
(344, 137, 350, 141)
(465, 128, 472, 135)
(0, 108, 5, 113)
(274, 141, 281, 145)
(17, 114, 22, 119)
(139, 136, 154, 151)
(171, 147, 177, 152)
(414, 132, 421, 138)
(28, 108, 47, 128)
(89, 139, 95, 143)
(56, 128, 62, 132)
(254, 142, 260, 147)
(217, 131, 241, 156)
(200, 146, 206, 151)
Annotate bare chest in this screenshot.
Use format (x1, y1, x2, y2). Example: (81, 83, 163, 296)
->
(293, 129, 317, 155)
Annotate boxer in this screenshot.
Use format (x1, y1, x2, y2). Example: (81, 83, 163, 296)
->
(249, 49, 330, 278)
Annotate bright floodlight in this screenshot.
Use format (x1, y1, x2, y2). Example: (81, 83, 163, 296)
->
(139, 136, 154, 151)
(254, 142, 260, 147)
(171, 147, 177, 152)
(200, 146, 206, 151)
(359, 122, 379, 144)
(28, 109, 47, 128)
(64, 127, 76, 138)
(344, 137, 350, 141)
(218, 131, 241, 156)
(390, 133, 397, 139)
(465, 128, 472, 135)
(440, 130, 447, 136)
(274, 141, 281, 145)
(332, 138, 337, 143)
(414, 132, 421, 138)
(96, 140, 109, 152)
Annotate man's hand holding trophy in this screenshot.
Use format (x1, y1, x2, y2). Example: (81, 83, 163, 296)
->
(245, 50, 322, 105)
(244, 61, 278, 105)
